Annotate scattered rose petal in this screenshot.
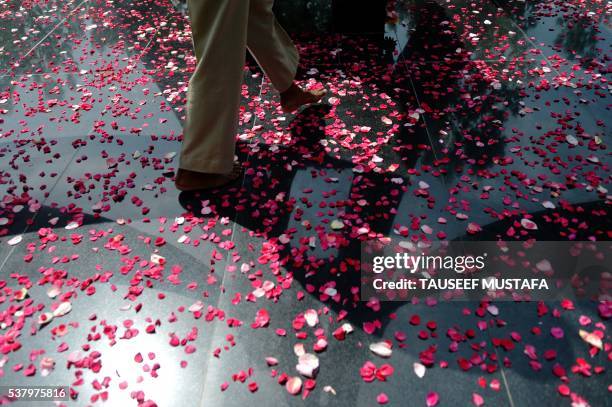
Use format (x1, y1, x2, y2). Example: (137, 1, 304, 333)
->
(579, 330, 603, 350)
(37, 312, 54, 325)
(413, 362, 426, 378)
(426, 392, 439, 407)
(296, 353, 319, 378)
(520, 219, 538, 230)
(53, 302, 72, 317)
(369, 341, 392, 358)
(304, 309, 318, 327)
(286, 377, 302, 395)
(377, 393, 389, 405)
(323, 385, 336, 395)
(7, 235, 22, 246)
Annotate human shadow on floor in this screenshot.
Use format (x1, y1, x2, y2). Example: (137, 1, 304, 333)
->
(179, 105, 410, 326)
(177, 104, 608, 387)
(173, 0, 608, 383)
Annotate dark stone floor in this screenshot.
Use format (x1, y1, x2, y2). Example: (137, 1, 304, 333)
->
(0, 1, 609, 406)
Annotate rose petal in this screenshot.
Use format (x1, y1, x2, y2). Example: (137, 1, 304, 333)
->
(376, 393, 389, 404)
(53, 302, 72, 317)
(550, 327, 564, 339)
(38, 312, 54, 325)
(266, 357, 279, 366)
(520, 218, 538, 230)
(323, 385, 336, 395)
(579, 330, 603, 350)
(47, 285, 61, 299)
(426, 392, 439, 407)
(369, 341, 392, 358)
(330, 220, 344, 230)
(413, 362, 426, 378)
(294, 343, 306, 357)
(286, 377, 302, 395)
(7, 235, 22, 246)
(304, 309, 318, 327)
(296, 353, 319, 378)
(472, 393, 484, 406)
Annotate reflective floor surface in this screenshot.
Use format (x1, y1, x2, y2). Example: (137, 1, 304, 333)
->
(0, 0, 609, 406)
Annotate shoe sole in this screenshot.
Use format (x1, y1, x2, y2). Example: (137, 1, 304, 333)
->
(281, 92, 327, 113)
(175, 166, 243, 192)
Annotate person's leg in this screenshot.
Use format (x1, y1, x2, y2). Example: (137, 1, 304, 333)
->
(246, 0, 298, 93)
(247, 0, 327, 112)
(177, 0, 249, 190)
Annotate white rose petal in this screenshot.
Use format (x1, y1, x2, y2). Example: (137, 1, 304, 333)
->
(304, 309, 318, 327)
(331, 220, 344, 230)
(7, 235, 22, 246)
(536, 259, 553, 273)
(369, 341, 392, 358)
(47, 286, 61, 299)
(53, 302, 72, 317)
(296, 353, 319, 378)
(38, 312, 54, 325)
(286, 377, 302, 395)
(520, 218, 538, 230)
(293, 343, 305, 357)
(413, 362, 426, 378)
(323, 385, 337, 395)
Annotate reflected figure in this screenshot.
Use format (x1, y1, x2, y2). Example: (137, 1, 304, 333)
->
(394, 0, 524, 175)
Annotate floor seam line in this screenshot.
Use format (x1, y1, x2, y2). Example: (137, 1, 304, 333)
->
(197, 73, 265, 407)
(14, 0, 90, 71)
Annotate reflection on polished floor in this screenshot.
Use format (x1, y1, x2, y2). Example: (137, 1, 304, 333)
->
(0, 1, 609, 406)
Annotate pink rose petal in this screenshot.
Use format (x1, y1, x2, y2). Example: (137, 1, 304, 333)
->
(426, 392, 439, 407)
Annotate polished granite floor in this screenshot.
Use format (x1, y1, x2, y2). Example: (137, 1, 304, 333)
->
(0, 0, 609, 406)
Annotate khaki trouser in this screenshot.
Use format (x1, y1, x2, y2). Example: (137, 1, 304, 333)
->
(180, 0, 299, 174)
